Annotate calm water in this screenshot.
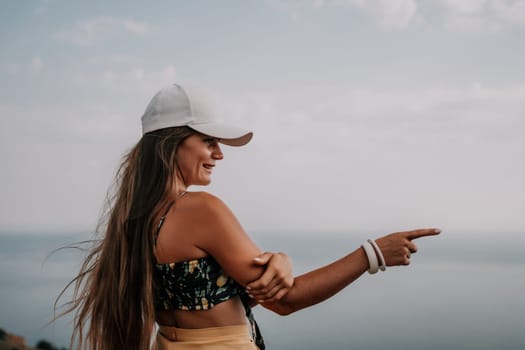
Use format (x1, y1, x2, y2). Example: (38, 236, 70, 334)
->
(0, 232, 524, 349)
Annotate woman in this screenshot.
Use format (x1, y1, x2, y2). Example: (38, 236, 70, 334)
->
(60, 84, 440, 350)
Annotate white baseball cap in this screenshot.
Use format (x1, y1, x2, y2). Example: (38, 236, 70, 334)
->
(141, 84, 253, 146)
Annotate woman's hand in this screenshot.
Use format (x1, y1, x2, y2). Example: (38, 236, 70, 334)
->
(375, 228, 441, 266)
(245, 252, 294, 303)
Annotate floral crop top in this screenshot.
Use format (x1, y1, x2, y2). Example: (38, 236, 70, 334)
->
(152, 199, 265, 349)
(153, 255, 245, 311)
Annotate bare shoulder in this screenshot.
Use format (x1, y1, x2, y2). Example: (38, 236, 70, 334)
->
(180, 192, 262, 285)
(183, 192, 244, 238)
(179, 191, 234, 221)
(158, 191, 238, 261)
(185, 191, 229, 214)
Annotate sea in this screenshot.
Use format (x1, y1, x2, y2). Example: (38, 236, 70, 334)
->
(0, 231, 524, 350)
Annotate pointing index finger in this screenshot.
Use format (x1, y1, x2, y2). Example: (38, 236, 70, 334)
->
(405, 228, 442, 240)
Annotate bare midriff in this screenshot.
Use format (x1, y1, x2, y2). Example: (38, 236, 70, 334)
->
(156, 296, 247, 328)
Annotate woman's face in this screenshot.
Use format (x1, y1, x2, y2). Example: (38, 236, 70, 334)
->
(176, 133, 224, 187)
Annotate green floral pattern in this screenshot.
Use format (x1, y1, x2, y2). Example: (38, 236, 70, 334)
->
(153, 255, 244, 311)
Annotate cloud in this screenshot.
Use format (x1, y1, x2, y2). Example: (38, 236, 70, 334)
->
(440, 0, 488, 14)
(212, 83, 525, 170)
(267, 0, 419, 28)
(205, 83, 525, 232)
(71, 65, 177, 96)
(87, 54, 143, 65)
(55, 16, 152, 46)
(2, 82, 524, 232)
(313, 0, 326, 9)
(1, 58, 43, 76)
(491, 0, 525, 24)
(0, 101, 136, 232)
(220, 83, 525, 173)
(351, 0, 419, 28)
(31, 56, 44, 72)
(439, 0, 525, 24)
(297, 0, 420, 28)
(121, 18, 151, 35)
(3, 63, 20, 74)
(427, 0, 525, 30)
(270, 0, 525, 30)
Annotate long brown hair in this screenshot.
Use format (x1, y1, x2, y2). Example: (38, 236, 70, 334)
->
(56, 126, 196, 350)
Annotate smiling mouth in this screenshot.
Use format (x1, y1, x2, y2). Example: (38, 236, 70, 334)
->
(203, 164, 214, 170)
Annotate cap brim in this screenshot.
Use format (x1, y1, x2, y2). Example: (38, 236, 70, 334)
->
(189, 123, 253, 147)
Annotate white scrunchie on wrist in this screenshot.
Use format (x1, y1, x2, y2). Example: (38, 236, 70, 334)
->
(368, 239, 386, 271)
(362, 241, 379, 274)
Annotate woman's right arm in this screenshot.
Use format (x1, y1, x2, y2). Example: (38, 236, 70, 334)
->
(191, 192, 440, 316)
(259, 246, 369, 315)
(253, 229, 441, 315)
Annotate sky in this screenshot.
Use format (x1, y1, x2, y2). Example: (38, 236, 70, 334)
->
(1, 0, 524, 235)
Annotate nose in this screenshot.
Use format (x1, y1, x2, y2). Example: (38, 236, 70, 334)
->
(212, 143, 223, 160)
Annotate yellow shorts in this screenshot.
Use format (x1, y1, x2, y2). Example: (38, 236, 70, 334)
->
(157, 324, 259, 350)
